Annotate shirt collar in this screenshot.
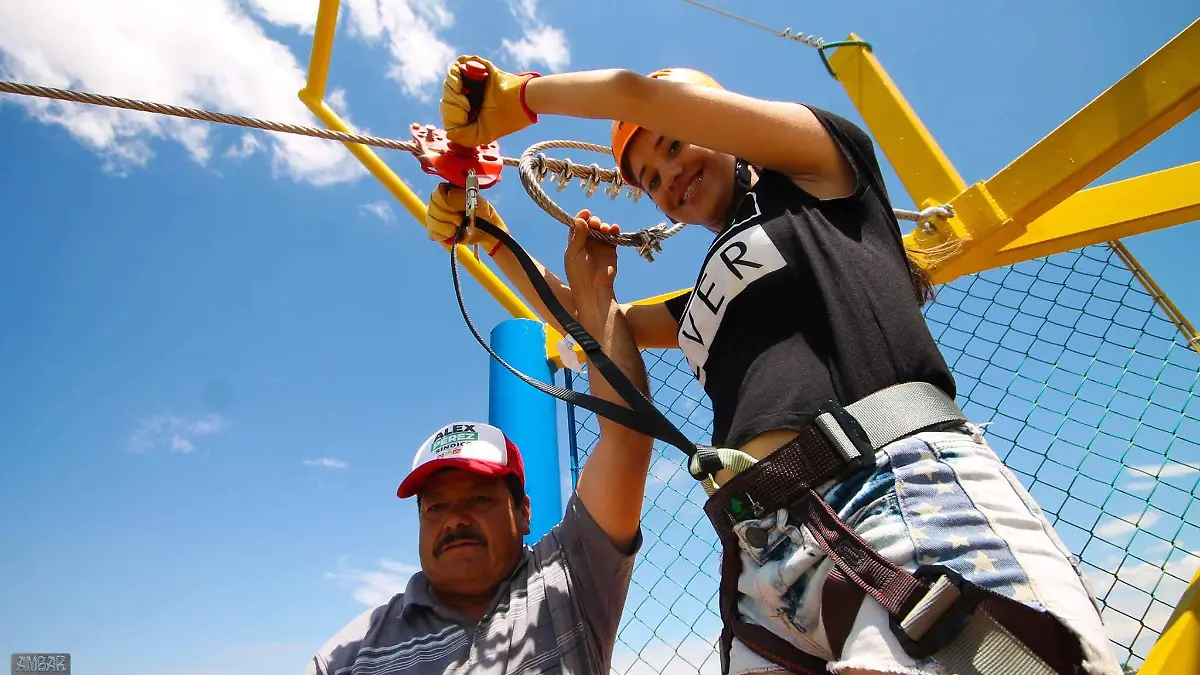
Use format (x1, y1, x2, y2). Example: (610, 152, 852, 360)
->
(399, 547, 534, 620)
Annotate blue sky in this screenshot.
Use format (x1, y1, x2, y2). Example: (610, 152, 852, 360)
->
(1, 1, 1197, 674)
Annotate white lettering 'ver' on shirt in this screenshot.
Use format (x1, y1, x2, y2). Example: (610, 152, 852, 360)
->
(678, 222, 787, 385)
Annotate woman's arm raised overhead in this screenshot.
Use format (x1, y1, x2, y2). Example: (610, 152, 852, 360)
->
(522, 69, 851, 184)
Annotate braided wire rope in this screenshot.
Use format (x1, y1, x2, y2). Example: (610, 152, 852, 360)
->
(518, 139, 686, 259)
(0, 79, 943, 260)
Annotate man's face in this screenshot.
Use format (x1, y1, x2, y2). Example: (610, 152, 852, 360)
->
(417, 469, 531, 598)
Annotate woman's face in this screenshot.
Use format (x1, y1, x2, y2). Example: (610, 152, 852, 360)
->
(623, 130, 736, 231)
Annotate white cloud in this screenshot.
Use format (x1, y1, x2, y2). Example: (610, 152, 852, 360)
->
(502, 26, 570, 73)
(1090, 548, 1200, 647)
(508, 0, 539, 24)
(128, 413, 230, 454)
(243, 0, 321, 33)
(0, 0, 367, 184)
(501, 0, 570, 72)
(1131, 461, 1198, 479)
(359, 200, 394, 223)
(304, 457, 348, 469)
(325, 558, 419, 606)
(1094, 510, 1161, 541)
(612, 632, 722, 675)
(224, 132, 262, 160)
(341, 0, 456, 100)
(327, 88, 349, 114)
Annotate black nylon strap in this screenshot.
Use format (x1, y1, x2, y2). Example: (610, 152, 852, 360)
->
(450, 217, 700, 459)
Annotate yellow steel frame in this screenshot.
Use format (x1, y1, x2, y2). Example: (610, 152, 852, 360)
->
(984, 162, 1200, 273)
(826, 20, 1200, 286)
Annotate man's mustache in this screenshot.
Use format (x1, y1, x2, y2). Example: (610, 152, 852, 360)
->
(435, 526, 486, 555)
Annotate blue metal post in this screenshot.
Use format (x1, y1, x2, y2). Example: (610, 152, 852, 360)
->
(488, 318, 561, 543)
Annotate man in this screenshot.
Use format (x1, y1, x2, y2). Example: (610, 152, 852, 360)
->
(304, 194, 655, 675)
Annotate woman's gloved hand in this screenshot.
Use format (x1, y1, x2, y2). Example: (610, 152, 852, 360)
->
(425, 183, 510, 257)
(439, 55, 540, 148)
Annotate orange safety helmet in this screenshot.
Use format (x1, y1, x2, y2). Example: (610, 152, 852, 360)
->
(611, 68, 724, 189)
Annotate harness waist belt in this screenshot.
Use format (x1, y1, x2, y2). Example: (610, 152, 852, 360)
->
(701, 381, 1085, 675)
(703, 381, 966, 527)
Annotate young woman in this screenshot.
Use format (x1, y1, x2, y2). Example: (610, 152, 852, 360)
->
(425, 56, 1122, 675)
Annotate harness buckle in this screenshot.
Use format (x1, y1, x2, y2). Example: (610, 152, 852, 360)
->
(889, 564, 984, 660)
(689, 446, 725, 482)
(813, 400, 877, 478)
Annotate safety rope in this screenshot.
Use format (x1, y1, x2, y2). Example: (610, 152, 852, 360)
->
(0, 79, 685, 255)
(676, 0, 829, 48)
(672, 0, 873, 78)
(0, 79, 948, 261)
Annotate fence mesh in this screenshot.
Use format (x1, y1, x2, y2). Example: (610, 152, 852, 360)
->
(564, 242, 1200, 674)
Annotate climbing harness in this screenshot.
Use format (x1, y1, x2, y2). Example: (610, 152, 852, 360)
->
(699, 385, 1087, 675)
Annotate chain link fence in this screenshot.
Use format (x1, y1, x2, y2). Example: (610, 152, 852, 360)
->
(564, 242, 1200, 673)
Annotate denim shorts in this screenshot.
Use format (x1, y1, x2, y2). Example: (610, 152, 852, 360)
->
(725, 424, 1124, 675)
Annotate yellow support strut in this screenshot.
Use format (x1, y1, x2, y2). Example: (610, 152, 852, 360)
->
(1138, 566, 1200, 675)
(826, 34, 966, 208)
(963, 162, 1200, 278)
(826, 19, 1200, 286)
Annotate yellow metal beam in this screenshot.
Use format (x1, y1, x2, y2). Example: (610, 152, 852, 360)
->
(952, 162, 1200, 274)
(302, 0, 340, 100)
(932, 18, 1200, 282)
(298, 0, 550, 333)
(1110, 240, 1200, 355)
(827, 34, 967, 208)
(1138, 566, 1200, 675)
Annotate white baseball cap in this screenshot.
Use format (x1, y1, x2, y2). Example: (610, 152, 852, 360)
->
(396, 421, 525, 499)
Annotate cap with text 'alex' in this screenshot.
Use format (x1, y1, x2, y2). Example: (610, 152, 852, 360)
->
(396, 421, 525, 499)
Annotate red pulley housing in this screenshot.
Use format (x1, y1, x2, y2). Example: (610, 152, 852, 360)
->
(409, 124, 504, 189)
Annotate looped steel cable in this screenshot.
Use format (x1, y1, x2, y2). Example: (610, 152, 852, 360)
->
(517, 139, 685, 260)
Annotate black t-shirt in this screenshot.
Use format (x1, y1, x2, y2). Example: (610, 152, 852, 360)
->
(664, 106, 956, 449)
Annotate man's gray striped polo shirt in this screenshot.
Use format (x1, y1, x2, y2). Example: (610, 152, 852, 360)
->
(305, 493, 640, 675)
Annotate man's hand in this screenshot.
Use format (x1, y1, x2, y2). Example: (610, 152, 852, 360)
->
(566, 208, 653, 553)
(425, 183, 509, 256)
(563, 209, 621, 315)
